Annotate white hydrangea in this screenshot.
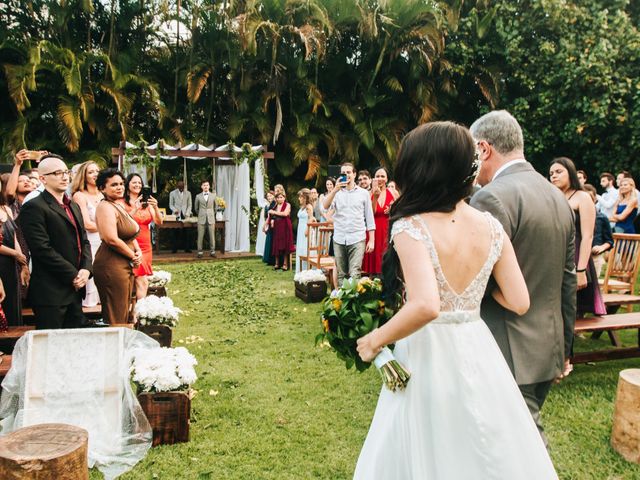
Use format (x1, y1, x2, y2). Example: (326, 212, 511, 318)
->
(135, 295, 182, 327)
(130, 347, 198, 393)
(148, 270, 172, 287)
(293, 269, 326, 285)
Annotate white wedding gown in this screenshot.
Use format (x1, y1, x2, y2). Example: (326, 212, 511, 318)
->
(354, 214, 558, 479)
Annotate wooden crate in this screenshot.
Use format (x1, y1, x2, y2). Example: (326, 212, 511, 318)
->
(137, 324, 172, 347)
(138, 392, 190, 446)
(147, 286, 167, 297)
(294, 281, 327, 303)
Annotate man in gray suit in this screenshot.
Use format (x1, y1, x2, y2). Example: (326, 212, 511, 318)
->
(194, 180, 216, 258)
(470, 110, 576, 446)
(169, 180, 193, 253)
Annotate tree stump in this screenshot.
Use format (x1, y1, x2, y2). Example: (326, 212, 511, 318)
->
(0, 423, 89, 479)
(612, 369, 640, 463)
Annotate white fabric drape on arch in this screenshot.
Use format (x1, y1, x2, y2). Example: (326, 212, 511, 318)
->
(254, 154, 267, 256)
(215, 160, 250, 252)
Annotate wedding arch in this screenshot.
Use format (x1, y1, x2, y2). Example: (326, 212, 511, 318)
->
(110, 142, 273, 253)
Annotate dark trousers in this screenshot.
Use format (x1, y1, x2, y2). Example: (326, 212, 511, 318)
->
(519, 380, 553, 448)
(172, 227, 192, 252)
(33, 296, 86, 330)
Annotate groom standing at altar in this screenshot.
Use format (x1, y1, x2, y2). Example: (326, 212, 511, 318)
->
(470, 110, 576, 446)
(194, 180, 216, 258)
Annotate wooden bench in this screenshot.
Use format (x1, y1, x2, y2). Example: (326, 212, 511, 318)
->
(573, 313, 640, 363)
(0, 326, 35, 356)
(21, 305, 103, 323)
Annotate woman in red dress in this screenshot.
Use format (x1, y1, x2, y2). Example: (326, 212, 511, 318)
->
(121, 173, 163, 299)
(269, 192, 295, 271)
(362, 167, 396, 276)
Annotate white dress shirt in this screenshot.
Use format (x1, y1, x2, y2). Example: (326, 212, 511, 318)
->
(330, 185, 375, 246)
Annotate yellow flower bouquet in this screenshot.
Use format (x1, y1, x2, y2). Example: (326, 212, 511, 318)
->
(317, 277, 410, 392)
(215, 197, 227, 211)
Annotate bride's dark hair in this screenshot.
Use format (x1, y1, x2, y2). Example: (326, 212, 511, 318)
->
(383, 121, 477, 307)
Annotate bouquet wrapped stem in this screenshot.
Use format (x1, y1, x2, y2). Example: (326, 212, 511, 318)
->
(373, 347, 411, 392)
(318, 277, 411, 392)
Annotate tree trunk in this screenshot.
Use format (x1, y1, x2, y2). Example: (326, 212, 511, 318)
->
(612, 368, 640, 463)
(0, 423, 88, 479)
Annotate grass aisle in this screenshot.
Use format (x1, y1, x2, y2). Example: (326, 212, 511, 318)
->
(105, 259, 640, 479)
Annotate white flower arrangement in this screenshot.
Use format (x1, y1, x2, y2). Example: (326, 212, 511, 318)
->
(148, 270, 172, 288)
(131, 347, 198, 393)
(294, 269, 326, 285)
(135, 295, 182, 327)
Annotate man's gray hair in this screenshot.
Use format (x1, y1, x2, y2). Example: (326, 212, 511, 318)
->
(470, 110, 524, 155)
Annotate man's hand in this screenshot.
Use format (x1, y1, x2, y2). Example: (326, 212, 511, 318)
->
(554, 359, 573, 384)
(72, 269, 91, 290)
(19, 266, 30, 288)
(365, 236, 375, 253)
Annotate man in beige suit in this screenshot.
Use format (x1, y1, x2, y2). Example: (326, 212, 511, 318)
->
(194, 180, 216, 258)
(470, 110, 576, 446)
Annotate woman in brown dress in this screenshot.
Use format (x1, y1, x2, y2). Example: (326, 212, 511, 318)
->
(93, 169, 141, 324)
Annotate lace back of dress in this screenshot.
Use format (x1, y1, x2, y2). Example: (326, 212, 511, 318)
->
(390, 213, 504, 312)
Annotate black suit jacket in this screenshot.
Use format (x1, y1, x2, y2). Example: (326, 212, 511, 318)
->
(19, 190, 93, 306)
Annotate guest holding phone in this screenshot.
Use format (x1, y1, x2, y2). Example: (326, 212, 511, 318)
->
(121, 173, 162, 300)
(322, 162, 375, 284)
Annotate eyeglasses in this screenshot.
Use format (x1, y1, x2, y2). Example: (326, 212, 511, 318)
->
(43, 170, 71, 178)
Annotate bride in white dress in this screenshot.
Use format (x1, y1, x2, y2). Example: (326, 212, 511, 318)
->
(354, 122, 557, 479)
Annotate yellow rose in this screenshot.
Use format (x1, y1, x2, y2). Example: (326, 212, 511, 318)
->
(332, 299, 342, 312)
(356, 285, 366, 294)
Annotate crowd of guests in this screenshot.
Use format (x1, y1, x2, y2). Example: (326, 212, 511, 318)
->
(0, 151, 164, 330)
(255, 165, 399, 284)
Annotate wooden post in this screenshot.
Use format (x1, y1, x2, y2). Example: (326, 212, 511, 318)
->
(0, 423, 88, 479)
(612, 369, 640, 463)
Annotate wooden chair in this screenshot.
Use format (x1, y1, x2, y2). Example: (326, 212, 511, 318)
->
(600, 234, 640, 312)
(299, 222, 336, 289)
(595, 234, 640, 345)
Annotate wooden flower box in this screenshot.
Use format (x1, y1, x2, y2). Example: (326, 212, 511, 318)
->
(294, 280, 327, 303)
(147, 285, 167, 297)
(137, 324, 172, 347)
(138, 391, 190, 446)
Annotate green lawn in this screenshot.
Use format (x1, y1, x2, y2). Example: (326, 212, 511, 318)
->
(92, 259, 640, 479)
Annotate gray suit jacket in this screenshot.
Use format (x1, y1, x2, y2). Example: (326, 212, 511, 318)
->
(195, 191, 216, 225)
(169, 189, 192, 217)
(470, 162, 576, 385)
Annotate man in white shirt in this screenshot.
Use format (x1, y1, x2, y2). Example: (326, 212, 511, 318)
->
(323, 162, 375, 285)
(598, 172, 618, 224)
(168, 180, 193, 253)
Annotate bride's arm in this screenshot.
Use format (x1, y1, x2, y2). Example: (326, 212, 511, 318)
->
(357, 232, 440, 362)
(491, 235, 530, 315)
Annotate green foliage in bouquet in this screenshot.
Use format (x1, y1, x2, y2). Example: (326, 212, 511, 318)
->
(317, 277, 396, 372)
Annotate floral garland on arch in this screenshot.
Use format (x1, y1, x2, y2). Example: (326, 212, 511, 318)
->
(123, 137, 165, 170)
(226, 140, 270, 194)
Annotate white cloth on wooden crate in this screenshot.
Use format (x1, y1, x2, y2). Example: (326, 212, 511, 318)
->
(0, 328, 159, 480)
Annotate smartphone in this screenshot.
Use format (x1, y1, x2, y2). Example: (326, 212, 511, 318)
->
(339, 174, 347, 187)
(141, 186, 152, 206)
(25, 151, 42, 161)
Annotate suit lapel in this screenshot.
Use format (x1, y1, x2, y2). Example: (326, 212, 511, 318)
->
(42, 191, 74, 227)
